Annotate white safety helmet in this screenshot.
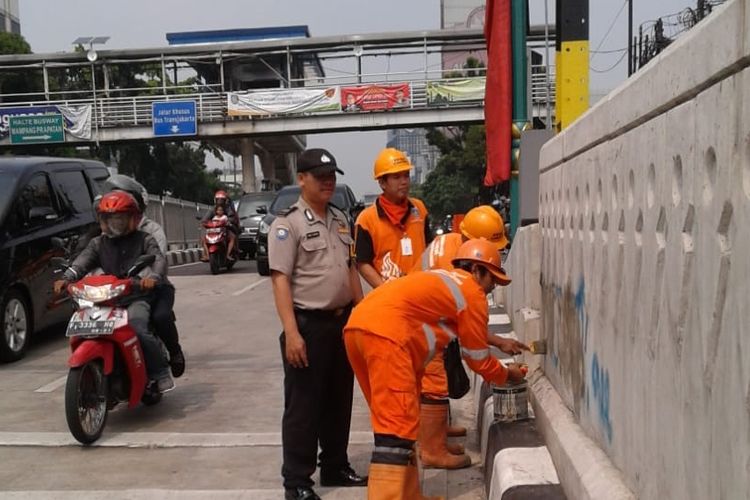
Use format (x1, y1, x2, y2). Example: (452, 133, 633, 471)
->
(105, 174, 149, 212)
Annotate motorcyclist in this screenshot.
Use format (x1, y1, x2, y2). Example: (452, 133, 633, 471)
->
(104, 174, 185, 378)
(54, 191, 174, 393)
(201, 190, 238, 262)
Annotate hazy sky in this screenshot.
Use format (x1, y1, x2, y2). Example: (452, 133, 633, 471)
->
(19, 0, 694, 197)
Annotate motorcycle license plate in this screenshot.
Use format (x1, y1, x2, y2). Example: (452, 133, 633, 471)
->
(66, 320, 116, 337)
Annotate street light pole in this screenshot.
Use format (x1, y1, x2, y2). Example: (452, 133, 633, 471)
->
(628, 0, 634, 76)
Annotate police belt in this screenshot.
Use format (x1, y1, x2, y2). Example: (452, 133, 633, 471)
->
(294, 303, 353, 319)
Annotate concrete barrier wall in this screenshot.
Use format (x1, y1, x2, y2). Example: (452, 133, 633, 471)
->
(515, 1, 750, 497)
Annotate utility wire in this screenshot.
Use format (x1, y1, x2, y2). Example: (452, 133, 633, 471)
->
(591, 0, 628, 60)
(591, 50, 628, 73)
(590, 47, 627, 54)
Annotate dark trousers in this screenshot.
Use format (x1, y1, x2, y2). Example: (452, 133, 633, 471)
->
(151, 284, 180, 355)
(280, 306, 355, 489)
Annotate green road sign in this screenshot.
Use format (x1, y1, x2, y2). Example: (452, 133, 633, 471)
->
(9, 114, 65, 144)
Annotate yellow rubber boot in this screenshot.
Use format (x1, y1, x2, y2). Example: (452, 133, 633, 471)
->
(367, 463, 409, 500)
(418, 403, 471, 469)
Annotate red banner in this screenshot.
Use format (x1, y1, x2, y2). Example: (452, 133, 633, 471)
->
(341, 83, 411, 112)
(483, 0, 512, 185)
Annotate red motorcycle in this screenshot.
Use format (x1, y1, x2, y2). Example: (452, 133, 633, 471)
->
(54, 254, 166, 444)
(202, 219, 236, 274)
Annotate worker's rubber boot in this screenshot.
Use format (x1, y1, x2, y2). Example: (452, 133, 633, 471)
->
(446, 424, 467, 437)
(445, 441, 465, 455)
(367, 463, 408, 500)
(418, 403, 471, 469)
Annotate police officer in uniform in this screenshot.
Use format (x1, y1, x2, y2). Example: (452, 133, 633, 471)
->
(269, 148, 368, 500)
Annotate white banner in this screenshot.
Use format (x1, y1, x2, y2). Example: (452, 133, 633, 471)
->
(227, 87, 341, 116)
(58, 104, 92, 140)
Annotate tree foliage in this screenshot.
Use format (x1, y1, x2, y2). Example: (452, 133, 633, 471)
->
(417, 125, 492, 220)
(96, 143, 223, 204)
(0, 32, 36, 100)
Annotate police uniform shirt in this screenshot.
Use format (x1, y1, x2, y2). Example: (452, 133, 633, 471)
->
(269, 196, 354, 310)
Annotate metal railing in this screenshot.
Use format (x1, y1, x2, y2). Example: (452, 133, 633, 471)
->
(0, 69, 555, 131)
(0, 29, 557, 135)
(145, 194, 212, 249)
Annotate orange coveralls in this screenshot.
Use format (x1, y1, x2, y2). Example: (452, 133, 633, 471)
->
(344, 268, 509, 440)
(411, 233, 463, 400)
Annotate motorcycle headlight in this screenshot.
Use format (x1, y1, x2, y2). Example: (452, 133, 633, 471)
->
(259, 220, 271, 234)
(71, 283, 127, 302)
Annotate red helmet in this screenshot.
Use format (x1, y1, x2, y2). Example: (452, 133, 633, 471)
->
(214, 190, 228, 200)
(97, 191, 140, 215)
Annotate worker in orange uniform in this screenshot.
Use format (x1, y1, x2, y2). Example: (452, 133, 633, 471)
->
(411, 205, 528, 469)
(355, 148, 430, 287)
(344, 239, 526, 500)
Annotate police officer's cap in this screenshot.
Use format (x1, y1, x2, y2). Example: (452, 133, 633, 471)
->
(297, 148, 344, 175)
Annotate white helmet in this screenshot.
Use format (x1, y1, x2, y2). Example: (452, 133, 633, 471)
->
(105, 174, 149, 212)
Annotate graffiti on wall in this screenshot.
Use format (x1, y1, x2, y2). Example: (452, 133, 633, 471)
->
(590, 352, 613, 443)
(575, 277, 614, 445)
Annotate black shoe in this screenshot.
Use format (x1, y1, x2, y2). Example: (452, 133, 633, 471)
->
(169, 347, 185, 378)
(284, 486, 320, 500)
(319, 466, 368, 487)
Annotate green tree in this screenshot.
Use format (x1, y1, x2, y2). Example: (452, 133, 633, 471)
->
(98, 143, 223, 204)
(0, 32, 36, 101)
(418, 125, 492, 220)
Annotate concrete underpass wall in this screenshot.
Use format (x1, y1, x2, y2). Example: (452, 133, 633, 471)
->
(513, 1, 750, 497)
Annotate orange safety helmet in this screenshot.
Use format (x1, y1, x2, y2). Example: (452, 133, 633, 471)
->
(451, 238, 510, 285)
(459, 205, 508, 249)
(373, 148, 412, 179)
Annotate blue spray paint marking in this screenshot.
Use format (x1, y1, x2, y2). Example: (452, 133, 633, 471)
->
(590, 353, 613, 443)
(575, 278, 588, 348)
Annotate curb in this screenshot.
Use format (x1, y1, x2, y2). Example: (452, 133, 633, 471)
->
(478, 305, 565, 499)
(530, 375, 636, 500)
(166, 248, 202, 266)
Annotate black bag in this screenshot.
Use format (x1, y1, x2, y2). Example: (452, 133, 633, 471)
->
(443, 338, 470, 399)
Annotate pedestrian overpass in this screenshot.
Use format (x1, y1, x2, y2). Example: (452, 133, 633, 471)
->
(0, 26, 555, 188)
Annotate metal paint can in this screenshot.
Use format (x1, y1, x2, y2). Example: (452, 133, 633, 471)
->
(493, 380, 529, 422)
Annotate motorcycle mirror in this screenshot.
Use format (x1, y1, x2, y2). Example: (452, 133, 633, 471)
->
(256, 205, 268, 215)
(51, 237, 66, 249)
(126, 254, 157, 277)
(50, 257, 68, 268)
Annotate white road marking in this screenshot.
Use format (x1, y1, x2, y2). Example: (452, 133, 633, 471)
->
(489, 313, 510, 325)
(232, 278, 269, 296)
(169, 261, 203, 269)
(0, 430, 374, 448)
(33, 375, 67, 393)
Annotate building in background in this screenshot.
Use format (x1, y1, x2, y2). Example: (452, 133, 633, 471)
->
(386, 128, 440, 185)
(0, 0, 20, 34)
(441, 0, 486, 71)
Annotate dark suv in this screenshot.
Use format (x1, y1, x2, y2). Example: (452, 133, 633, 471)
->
(0, 157, 110, 362)
(255, 184, 363, 276)
(237, 191, 276, 259)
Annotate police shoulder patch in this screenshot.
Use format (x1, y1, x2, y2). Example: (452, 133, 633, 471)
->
(276, 226, 290, 240)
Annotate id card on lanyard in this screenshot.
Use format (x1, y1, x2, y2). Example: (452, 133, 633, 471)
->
(400, 236, 413, 256)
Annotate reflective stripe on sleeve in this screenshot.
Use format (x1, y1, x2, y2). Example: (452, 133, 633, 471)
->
(434, 272, 467, 312)
(422, 324, 437, 367)
(438, 320, 457, 340)
(461, 347, 490, 361)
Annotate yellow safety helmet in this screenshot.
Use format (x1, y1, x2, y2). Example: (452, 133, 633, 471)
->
(459, 205, 508, 250)
(373, 148, 412, 179)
